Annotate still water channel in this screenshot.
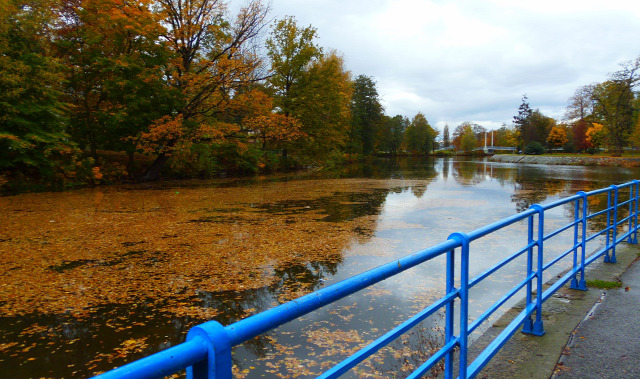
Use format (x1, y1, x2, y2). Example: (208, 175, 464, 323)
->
(1, 157, 638, 378)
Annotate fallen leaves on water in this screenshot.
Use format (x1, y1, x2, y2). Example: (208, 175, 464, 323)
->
(0, 177, 434, 377)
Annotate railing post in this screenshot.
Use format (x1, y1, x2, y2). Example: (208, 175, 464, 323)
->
(523, 214, 535, 331)
(605, 185, 618, 263)
(570, 192, 587, 290)
(444, 239, 457, 379)
(523, 204, 545, 336)
(186, 321, 232, 379)
(448, 232, 470, 379)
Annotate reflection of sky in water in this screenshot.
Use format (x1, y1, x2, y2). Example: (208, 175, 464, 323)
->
(268, 158, 640, 378)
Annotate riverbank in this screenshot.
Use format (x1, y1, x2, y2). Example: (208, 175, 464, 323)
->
(489, 154, 640, 167)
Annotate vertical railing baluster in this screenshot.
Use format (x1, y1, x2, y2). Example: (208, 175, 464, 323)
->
(605, 189, 613, 262)
(606, 185, 618, 263)
(523, 214, 534, 332)
(523, 205, 545, 336)
(627, 184, 635, 243)
(570, 197, 581, 289)
(577, 192, 588, 290)
(630, 180, 640, 244)
(444, 244, 456, 379)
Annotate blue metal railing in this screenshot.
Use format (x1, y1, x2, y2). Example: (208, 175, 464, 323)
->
(96, 181, 640, 379)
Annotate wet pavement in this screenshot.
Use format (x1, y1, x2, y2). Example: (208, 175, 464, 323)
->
(552, 250, 640, 378)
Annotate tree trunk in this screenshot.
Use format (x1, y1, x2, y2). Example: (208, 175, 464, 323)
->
(139, 153, 169, 182)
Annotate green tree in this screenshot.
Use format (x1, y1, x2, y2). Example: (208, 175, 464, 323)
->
(460, 125, 477, 153)
(378, 115, 408, 154)
(442, 124, 450, 148)
(513, 94, 533, 147)
(0, 0, 79, 181)
(56, 0, 179, 169)
(350, 75, 383, 155)
(404, 113, 438, 153)
(266, 16, 322, 117)
(529, 110, 556, 147)
(291, 51, 353, 161)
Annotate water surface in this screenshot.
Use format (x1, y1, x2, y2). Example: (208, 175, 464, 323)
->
(0, 158, 637, 377)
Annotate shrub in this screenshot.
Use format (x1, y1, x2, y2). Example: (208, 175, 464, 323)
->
(434, 149, 454, 157)
(524, 141, 546, 155)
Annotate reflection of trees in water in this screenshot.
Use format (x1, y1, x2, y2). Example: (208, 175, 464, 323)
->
(451, 160, 518, 187)
(333, 157, 439, 180)
(511, 179, 567, 213)
(441, 158, 450, 180)
(452, 160, 485, 186)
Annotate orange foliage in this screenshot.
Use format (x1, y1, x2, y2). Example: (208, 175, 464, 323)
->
(243, 114, 307, 149)
(137, 115, 185, 155)
(586, 123, 606, 150)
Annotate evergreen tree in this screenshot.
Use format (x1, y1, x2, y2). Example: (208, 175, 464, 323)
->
(443, 124, 450, 148)
(349, 75, 383, 155)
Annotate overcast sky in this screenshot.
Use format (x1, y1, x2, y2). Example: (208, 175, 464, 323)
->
(245, 0, 640, 131)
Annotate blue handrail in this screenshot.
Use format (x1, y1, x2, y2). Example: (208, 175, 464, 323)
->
(95, 180, 640, 379)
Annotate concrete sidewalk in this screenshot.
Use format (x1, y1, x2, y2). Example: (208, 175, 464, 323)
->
(552, 252, 640, 378)
(467, 244, 640, 379)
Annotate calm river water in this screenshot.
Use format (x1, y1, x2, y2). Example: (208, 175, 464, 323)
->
(1, 157, 638, 378)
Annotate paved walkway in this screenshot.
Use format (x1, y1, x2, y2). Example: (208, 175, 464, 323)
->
(552, 256, 640, 378)
(467, 244, 640, 379)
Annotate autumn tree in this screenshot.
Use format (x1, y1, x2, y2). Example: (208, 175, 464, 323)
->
(571, 120, 592, 152)
(217, 87, 303, 155)
(350, 75, 384, 155)
(138, 0, 270, 180)
(586, 123, 606, 152)
(587, 58, 640, 156)
(452, 122, 482, 150)
(243, 114, 305, 154)
(491, 125, 518, 148)
(266, 16, 322, 118)
(629, 117, 640, 150)
(547, 126, 568, 150)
